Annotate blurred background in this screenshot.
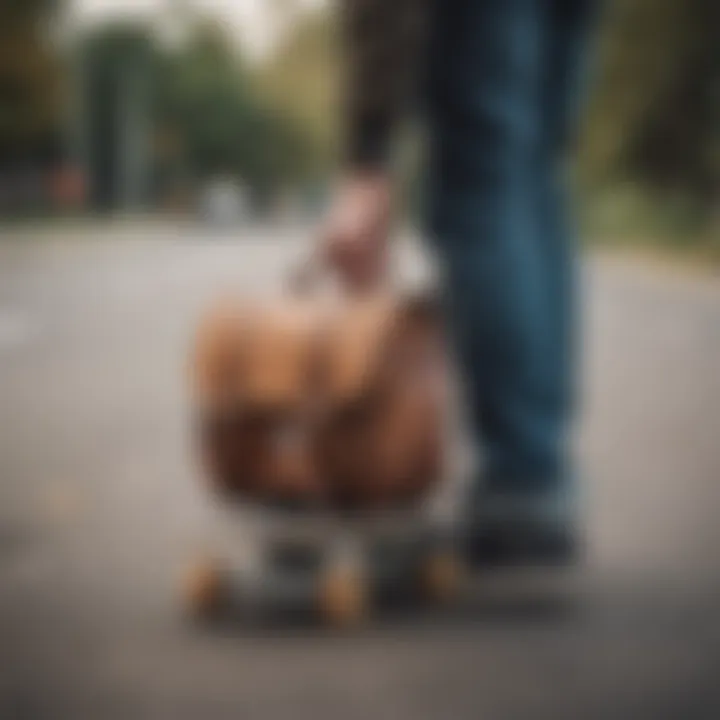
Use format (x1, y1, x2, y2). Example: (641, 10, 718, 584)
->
(0, 0, 718, 251)
(1, 1, 719, 718)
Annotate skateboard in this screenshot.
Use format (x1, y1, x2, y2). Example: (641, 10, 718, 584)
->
(182, 503, 464, 627)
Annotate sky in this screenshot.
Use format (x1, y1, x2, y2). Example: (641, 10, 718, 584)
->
(70, 0, 326, 59)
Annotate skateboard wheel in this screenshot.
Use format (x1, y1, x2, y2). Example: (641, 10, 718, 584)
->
(317, 566, 367, 628)
(419, 551, 463, 604)
(182, 557, 226, 619)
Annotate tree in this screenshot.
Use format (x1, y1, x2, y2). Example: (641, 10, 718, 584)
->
(155, 20, 316, 196)
(0, 0, 63, 163)
(579, 0, 719, 211)
(256, 9, 338, 173)
(76, 23, 157, 209)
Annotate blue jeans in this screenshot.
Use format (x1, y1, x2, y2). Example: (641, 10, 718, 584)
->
(424, 0, 596, 503)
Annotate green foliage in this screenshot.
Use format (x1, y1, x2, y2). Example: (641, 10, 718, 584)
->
(256, 9, 339, 172)
(582, 183, 709, 240)
(74, 18, 317, 204)
(0, 0, 63, 160)
(578, 0, 719, 219)
(75, 23, 157, 208)
(155, 20, 317, 193)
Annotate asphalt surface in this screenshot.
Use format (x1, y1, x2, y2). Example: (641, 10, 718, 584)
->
(1, 221, 719, 719)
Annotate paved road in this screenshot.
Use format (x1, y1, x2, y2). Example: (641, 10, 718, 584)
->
(1, 222, 719, 719)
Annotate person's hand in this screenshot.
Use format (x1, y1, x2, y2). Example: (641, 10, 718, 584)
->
(321, 172, 392, 292)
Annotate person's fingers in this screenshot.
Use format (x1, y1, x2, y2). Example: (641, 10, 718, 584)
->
(319, 175, 392, 292)
(324, 223, 387, 292)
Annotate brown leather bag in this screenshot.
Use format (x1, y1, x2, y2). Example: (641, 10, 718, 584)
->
(191, 274, 446, 512)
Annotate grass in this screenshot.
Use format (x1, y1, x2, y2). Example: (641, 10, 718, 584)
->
(581, 183, 720, 269)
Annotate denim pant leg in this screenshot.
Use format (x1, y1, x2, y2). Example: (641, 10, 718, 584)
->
(538, 0, 599, 425)
(424, 0, 595, 499)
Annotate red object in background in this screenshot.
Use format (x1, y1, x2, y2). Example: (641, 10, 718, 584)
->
(49, 166, 86, 210)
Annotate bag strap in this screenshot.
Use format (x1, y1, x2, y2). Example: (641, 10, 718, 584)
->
(286, 245, 395, 298)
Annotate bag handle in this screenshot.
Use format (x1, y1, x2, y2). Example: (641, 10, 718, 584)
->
(286, 242, 395, 298)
